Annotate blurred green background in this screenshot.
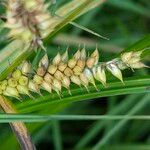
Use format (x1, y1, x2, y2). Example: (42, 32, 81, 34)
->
(0, 0, 150, 150)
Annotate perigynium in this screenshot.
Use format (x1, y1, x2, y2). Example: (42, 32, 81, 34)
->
(0, 47, 147, 100)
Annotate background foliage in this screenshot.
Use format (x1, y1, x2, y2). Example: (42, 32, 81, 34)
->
(0, 0, 150, 149)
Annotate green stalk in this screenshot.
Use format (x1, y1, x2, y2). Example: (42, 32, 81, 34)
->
(0, 114, 149, 123)
(52, 121, 63, 150)
(0, 96, 35, 150)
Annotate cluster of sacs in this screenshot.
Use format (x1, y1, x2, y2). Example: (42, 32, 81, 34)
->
(0, 48, 146, 99)
(4, 0, 58, 48)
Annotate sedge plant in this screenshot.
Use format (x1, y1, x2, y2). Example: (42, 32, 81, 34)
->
(0, 0, 149, 150)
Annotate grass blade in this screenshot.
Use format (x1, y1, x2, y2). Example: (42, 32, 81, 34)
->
(0, 114, 149, 123)
(74, 94, 141, 148)
(52, 121, 63, 150)
(16, 76, 150, 113)
(92, 94, 150, 150)
(70, 21, 109, 40)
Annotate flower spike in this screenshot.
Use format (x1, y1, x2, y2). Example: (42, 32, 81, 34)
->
(0, 47, 147, 100)
(4, 0, 54, 50)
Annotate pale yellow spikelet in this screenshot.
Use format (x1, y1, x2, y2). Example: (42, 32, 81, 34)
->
(91, 48, 99, 65)
(1, 80, 8, 90)
(53, 79, 62, 91)
(3, 86, 20, 99)
(44, 73, 53, 84)
(120, 50, 146, 70)
(86, 57, 96, 69)
(93, 65, 106, 86)
(61, 76, 71, 95)
(8, 78, 18, 87)
(106, 62, 123, 83)
(129, 62, 147, 69)
(80, 47, 86, 60)
(58, 62, 67, 72)
(74, 50, 81, 60)
(21, 61, 31, 75)
(28, 80, 40, 94)
(84, 68, 98, 91)
(17, 85, 30, 97)
(53, 53, 61, 66)
(19, 76, 28, 86)
(61, 50, 68, 62)
(37, 67, 46, 77)
(132, 51, 143, 58)
(73, 66, 83, 76)
(39, 54, 49, 69)
(68, 58, 77, 69)
(41, 81, 52, 93)
(64, 67, 74, 77)
(86, 48, 99, 69)
(52, 78, 62, 96)
(0, 86, 3, 95)
(77, 59, 85, 70)
(62, 76, 70, 89)
(80, 73, 89, 92)
(70, 75, 81, 86)
(33, 74, 43, 85)
(48, 65, 57, 75)
(121, 52, 133, 64)
(12, 70, 22, 80)
(54, 70, 64, 80)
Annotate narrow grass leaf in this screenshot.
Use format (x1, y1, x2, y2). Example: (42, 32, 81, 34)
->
(74, 94, 142, 148)
(92, 94, 150, 150)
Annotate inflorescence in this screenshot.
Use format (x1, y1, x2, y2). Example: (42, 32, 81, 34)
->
(3, 0, 57, 49)
(0, 48, 147, 100)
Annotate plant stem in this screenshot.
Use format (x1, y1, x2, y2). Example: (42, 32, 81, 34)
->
(0, 96, 36, 150)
